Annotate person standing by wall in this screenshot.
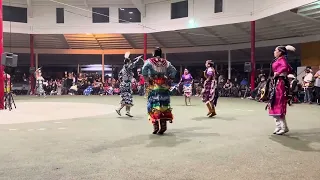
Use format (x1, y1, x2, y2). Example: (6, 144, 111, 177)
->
(314, 65, 320, 105)
(303, 66, 314, 104)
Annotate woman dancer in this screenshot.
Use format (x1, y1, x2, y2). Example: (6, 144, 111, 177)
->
(115, 52, 143, 117)
(268, 45, 295, 135)
(202, 60, 218, 117)
(142, 47, 177, 135)
(179, 69, 193, 105)
(34, 68, 46, 97)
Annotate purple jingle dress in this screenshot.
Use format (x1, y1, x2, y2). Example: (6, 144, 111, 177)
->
(269, 56, 290, 118)
(202, 67, 217, 103)
(181, 73, 193, 97)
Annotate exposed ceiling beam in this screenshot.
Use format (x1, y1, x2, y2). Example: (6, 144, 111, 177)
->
(232, 24, 266, 40)
(5, 34, 320, 55)
(289, 9, 320, 25)
(122, 34, 137, 49)
(27, 0, 33, 18)
(194, 28, 229, 58)
(175, 32, 197, 46)
(92, 34, 104, 50)
(267, 17, 302, 37)
(131, 0, 146, 17)
(57, 34, 70, 49)
(62, 35, 71, 49)
(150, 34, 165, 48)
(202, 27, 229, 44)
(298, 2, 320, 13)
(203, 27, 251, 58)
(302, 10, 320, 17)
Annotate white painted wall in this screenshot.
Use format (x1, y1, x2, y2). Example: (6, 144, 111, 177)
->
(253, 0, 318, 19)
(2, 0, 317, 34)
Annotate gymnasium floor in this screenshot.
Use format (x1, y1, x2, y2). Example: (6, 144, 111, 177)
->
(0, 96, 319, 180)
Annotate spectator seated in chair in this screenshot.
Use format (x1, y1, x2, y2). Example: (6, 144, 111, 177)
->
(222, 79, 233, 97)
(248, 75, 266, 101)
(98, 84, 105, 96)
(69, 84, 78, 95)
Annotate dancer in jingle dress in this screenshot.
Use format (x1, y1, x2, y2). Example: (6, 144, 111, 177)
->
(202, 60, 218, 117)
(116, 52, 143, 117)
(142, 47, 177, 135)
(34, 68, 46, 97)
(179, 69, 193, 105)
(268, 45, 295, 135)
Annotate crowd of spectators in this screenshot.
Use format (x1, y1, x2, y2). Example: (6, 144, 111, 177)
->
(8, 65, 320, 106)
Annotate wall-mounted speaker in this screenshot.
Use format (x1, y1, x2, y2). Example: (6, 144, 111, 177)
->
(1, 52, 18, 67)
(244, 62, 251, 72)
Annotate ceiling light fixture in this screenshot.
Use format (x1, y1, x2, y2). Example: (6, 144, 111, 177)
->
(129, 12, 133, 14)
(120, 8, 124, 10)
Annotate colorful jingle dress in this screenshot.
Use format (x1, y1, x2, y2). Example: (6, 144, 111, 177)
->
(268, 57, 290, 118)
(180, 73, 193, 97)
(142, 57, 177, 134)
(118, 59, 140, 106)
(202, 67, 217, 116)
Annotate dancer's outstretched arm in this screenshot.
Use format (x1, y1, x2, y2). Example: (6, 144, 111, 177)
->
(127, 56, 143, 70)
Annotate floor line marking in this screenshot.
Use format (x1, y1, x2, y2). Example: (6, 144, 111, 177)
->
(37, 128, 46, 131)
(9, 129, 18, 131)
(57, 127, 66, 130)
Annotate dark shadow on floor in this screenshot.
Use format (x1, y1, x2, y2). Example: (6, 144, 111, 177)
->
(269, 128, 320, 152)
(191, 116, 236, 121)
(116, 116, 144, 120)
(174, 104, 197, 107)
(89, 127, 220, 153)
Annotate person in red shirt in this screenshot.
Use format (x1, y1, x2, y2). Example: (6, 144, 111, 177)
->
(137, 68, 145, 96)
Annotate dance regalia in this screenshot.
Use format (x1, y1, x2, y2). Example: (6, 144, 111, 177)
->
(118, 58, 140, 106)
(202, 67, 217, 117)
(142, 57, 177, 134)
(267, 56, 292, 135)
(180, 73, 193, 97)
(268, 57, 290, 118)
(34, 69, 46, 97)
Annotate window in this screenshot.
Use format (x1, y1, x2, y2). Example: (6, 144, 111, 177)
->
(214, 0, 223, 13)
(56, 8, 64, 23)
(171, 0, 188, 19)
(119, 8, 141, 23)
(3, 5, 27, 23)
(92, 8, 109, 23)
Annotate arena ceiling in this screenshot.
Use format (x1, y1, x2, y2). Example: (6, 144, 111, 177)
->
(297, 0, 320, 20)
(4, 10, 320, 50)
(3, 9, 319, 64)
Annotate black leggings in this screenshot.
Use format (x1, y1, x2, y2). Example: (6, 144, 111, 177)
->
(315, 86, 320, 103)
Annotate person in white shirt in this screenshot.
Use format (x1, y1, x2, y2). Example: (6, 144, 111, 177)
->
(303, 66, 313, 103)
(314, 65, 320, 105)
